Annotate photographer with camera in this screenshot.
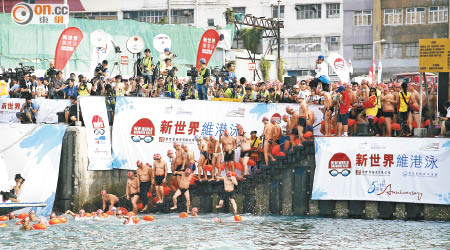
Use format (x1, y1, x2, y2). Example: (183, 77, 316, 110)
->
(19, 74, 33, 98)
(141, 49, 154, 85)
(94, 60, 109, 78)
(45, 62, 56, 79)
(160, 58, 177, 98)
(62, 78, 78, 99)
(196, 58, 210, 100)
(16, 95, 39, 124)
(223, 63, 237, 88)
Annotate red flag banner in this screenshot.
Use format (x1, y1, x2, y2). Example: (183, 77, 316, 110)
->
(54, 27, 84, 70)
(196, 29, 220, 69)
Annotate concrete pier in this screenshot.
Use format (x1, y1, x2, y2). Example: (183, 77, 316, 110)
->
(54, 127, 450, 221)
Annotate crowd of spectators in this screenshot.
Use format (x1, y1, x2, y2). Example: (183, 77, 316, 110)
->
(0, 58, 449, 136)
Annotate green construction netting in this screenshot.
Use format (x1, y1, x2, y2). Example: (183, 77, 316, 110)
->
(0, 13, 234, 77)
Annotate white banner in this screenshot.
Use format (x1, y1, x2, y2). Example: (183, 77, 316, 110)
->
(377, 61, 383, 84)
(112, 97, 323, 170)
(0, 98, 70, 124)
(312, 137, 450, 205)
(0, 124, 66, 216)
(327, 53, 350, 84)
(79, 97, 113, 170)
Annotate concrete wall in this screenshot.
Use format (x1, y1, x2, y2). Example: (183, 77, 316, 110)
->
(55, 127, 450, 220)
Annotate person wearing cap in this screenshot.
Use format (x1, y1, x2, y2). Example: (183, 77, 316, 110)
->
(224, 62, 237, 88)
(336, 85, 350, 136)
(196, 58, 210, 100)
(365, 87, 379, 135)
(16, 95, 39, 124)
(266, 87, 280, 103)
(19, 74, 33, 97)
(170, 168, 194, 213)
(152, 153, 168, 203)
(261, 117, 276, 165)
(136, 161, 153, 211)
(220, 130, 237, 172)
(126, 171, 140, 214)
(101, 189, 120, 212)
(159, 47, 172, 68)
(309, 55, 330, 92)
(64, 95, 81, 126)
(215, 171, 238, 214)
(297, 92, 308, 145)
(242, 86, 257, 102)
(256, 82, 269, 102)
(141, 48, 154, 85)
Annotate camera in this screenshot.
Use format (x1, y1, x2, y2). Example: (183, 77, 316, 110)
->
(0, 63, 34, 81)
(186, 66, 198, 78)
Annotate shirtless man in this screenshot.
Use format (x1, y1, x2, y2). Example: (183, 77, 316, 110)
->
(306, 108, 315, 132)
(101, 189, 120, 211)
(320, 90, 333, 136)
(381, 88, 395, 137)
(215, 171, 238, 214)
(236, 125, 251, 176)
(170, 168, 194, 213)
(196, 136, 209, 181)
(282, 114, 291, 152)
(126, 171, 140, 214)
(209, 136, 222, 178)
(286, 106, 299, 146)
(152, 153, 168, 204)
(271, 117, 282, 145)
(220, 130, 237, 172)
(297, 92, 308, 144)
(20, 218, 33, 231)
(167, 149, 178, 192)
(136, 160, 152, 211)
(262, 117, 275, 165)
(181, 144, 196, 172)
(173, 142, 186, 184)
(409, 83, 421, 130)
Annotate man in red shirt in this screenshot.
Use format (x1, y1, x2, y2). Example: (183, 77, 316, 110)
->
(336, 85, 350, 136)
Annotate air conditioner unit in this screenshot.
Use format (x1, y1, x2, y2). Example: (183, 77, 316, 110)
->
(123, 13, 130, 19)
(330, 37, 338, 43)
(184, 10, 191, 17)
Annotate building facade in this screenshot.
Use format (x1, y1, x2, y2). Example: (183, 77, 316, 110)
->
(344, 0, 450, 79)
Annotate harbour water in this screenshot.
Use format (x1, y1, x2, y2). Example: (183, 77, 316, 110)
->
(0, 214, 449, 249)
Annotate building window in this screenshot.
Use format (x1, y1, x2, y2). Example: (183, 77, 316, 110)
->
(207, 18, 214, 26)
(353, 10, 372, 26)
(125, 10, 168, 23)
(288, 37, 321, 53)
(288, 70, 315, 77)
(296, 4, 322, 20)
(326, 3, 340, 18)
(171, 9, 194, 24)
(384, 8, 403, 25)
(272, 5, 285, 19)
(405, 43, 419, 57)
(429, 6, 448, 23)
(326, 36, 340, 51)
(353, 44, 372, 59)
(383, 43, 403, 58)
(70, 12, 118, 20)
(232, 7, 246, 15)
(406, 7, 426, 24)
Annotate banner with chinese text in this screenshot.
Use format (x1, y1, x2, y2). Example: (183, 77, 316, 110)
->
(111, 97, 323, 170)
(312, 137, 450, 205)
(79, 97, 112, 170)
(0, 98, 69, 124)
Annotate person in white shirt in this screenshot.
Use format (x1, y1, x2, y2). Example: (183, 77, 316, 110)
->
(33, 77, 48, 99)
(309, 55, 330, 92)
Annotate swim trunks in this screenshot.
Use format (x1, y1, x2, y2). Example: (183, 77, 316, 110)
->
(240, 150, 251, 158)
(298, 117, 306, 127)
(180, 188, 188, 196)
(201, 151, 208, 159)
(155, 175, 164, 186)
(129, 193, 139, 198)
(291, 128, 299, 135)
(383, 111, 394, 118)
(224, 150, 235, 162)
(220, 190, 235, 200)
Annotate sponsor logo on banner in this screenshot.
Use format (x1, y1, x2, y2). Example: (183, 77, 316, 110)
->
(271, 113, 282, 124)
(11, 2, 69, 25)
(226, 108, 245, 118)
(131, 118, 155, 143)
(92, 115, 106, 144)
(328, 153, 351, 177)
(334, 58, 345, 70)
(196, 29, 220, 69)
(54, 27, 84, 70)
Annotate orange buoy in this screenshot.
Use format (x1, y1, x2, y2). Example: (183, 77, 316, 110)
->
(119, 207, 128, 215)
(127, 212, 135, 217)
(152, 197, 159, 203)
(49, 218, 61, 225)
(392, 123, 401, 131)
(378, 116, 386, 126)
(132, 217, 140, 224)
(137, 203, 144, 211)
(33, 223, 47, 230)
(234, 214, 242, 222)
(178, 212, 188, 218)
(143, 215, 154, 221)
(106, 210, 113, 215)
(101, 213, 109, 218)
(190, 176, 197, 185)
(348, 119, 355, 127)
(234, 162, 243, 171)
(147, 192, 152, 198)
(16, 220, 23, 225)
(231, 172, 237, 178)
(0, 223, 7, 228)
(163, 186, 171, 196)
(204, 165, 213, 172)
(0, 216, 8, 221)
(56, 217, 67, 223)
(271, 144, 281, 155)
(17, 213, 28, 220)
(304, 131, 313, 139)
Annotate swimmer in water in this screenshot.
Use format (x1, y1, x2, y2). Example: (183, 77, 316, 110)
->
(101, 189, 120, 211)
(213, 217, 223, 223)
(170, 168, 194, 213)
(20, 217, 32, 231)
(64, 209, 86, 219)
(28, 210, 38, 222)
(8, 212, 15, 220)
(216, 171, 238, 214)
(191, 207, 198, 217)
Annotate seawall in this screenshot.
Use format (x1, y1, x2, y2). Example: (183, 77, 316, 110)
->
(54, 127, 450, 221)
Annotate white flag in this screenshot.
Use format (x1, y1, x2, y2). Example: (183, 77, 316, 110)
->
(327, 53, 350, 84)
(377, 61, 383, 83)
(89, 32, 113, 78)
(348, 59, 353, 75)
